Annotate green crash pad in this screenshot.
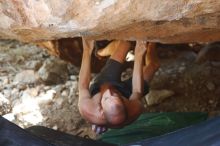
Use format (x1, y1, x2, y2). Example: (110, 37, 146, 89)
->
(99, 112, 207, 145)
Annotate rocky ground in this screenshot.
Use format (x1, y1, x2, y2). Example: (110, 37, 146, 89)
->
(0, 40, 219, 139)
(146, 44, 220, 114)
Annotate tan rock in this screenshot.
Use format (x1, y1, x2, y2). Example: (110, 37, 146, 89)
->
(0, 0, 220, 43)
(145, 89, 175, 106)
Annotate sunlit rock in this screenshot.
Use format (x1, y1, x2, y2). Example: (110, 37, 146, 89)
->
(0, 0, 220, 43)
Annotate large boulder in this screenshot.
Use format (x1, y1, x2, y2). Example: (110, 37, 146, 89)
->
(0, 0, 220, 43)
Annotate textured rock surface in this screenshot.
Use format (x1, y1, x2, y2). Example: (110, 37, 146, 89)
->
(0, 0, 220, 43)
(145, 89, 175, 106)
(36, 38, 108, 73)
(38, 58, 69, 85)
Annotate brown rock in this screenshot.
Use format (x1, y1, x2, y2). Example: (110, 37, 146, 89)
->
(196, 42, 220, 63)
(36, 38, 108, 73)
(37, 59, 69, 85)
(0, 1, 220, 43)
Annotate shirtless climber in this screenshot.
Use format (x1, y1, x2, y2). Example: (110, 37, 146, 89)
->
(78, 38, 160, 134)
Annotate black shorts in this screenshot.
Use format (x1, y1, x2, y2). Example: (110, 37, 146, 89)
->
(89, 59, 149, 98)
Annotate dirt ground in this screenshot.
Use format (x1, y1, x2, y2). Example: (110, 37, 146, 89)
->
(0, 40, 219, 139)
(147, 44, 220, 114)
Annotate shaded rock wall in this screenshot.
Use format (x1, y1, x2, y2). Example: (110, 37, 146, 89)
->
(36, 38, 134, 73)
(36, 38, 108, 73)
(0, 0, 220, 43)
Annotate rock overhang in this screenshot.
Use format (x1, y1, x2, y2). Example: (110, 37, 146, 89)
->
(0, 0, 220, 43)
